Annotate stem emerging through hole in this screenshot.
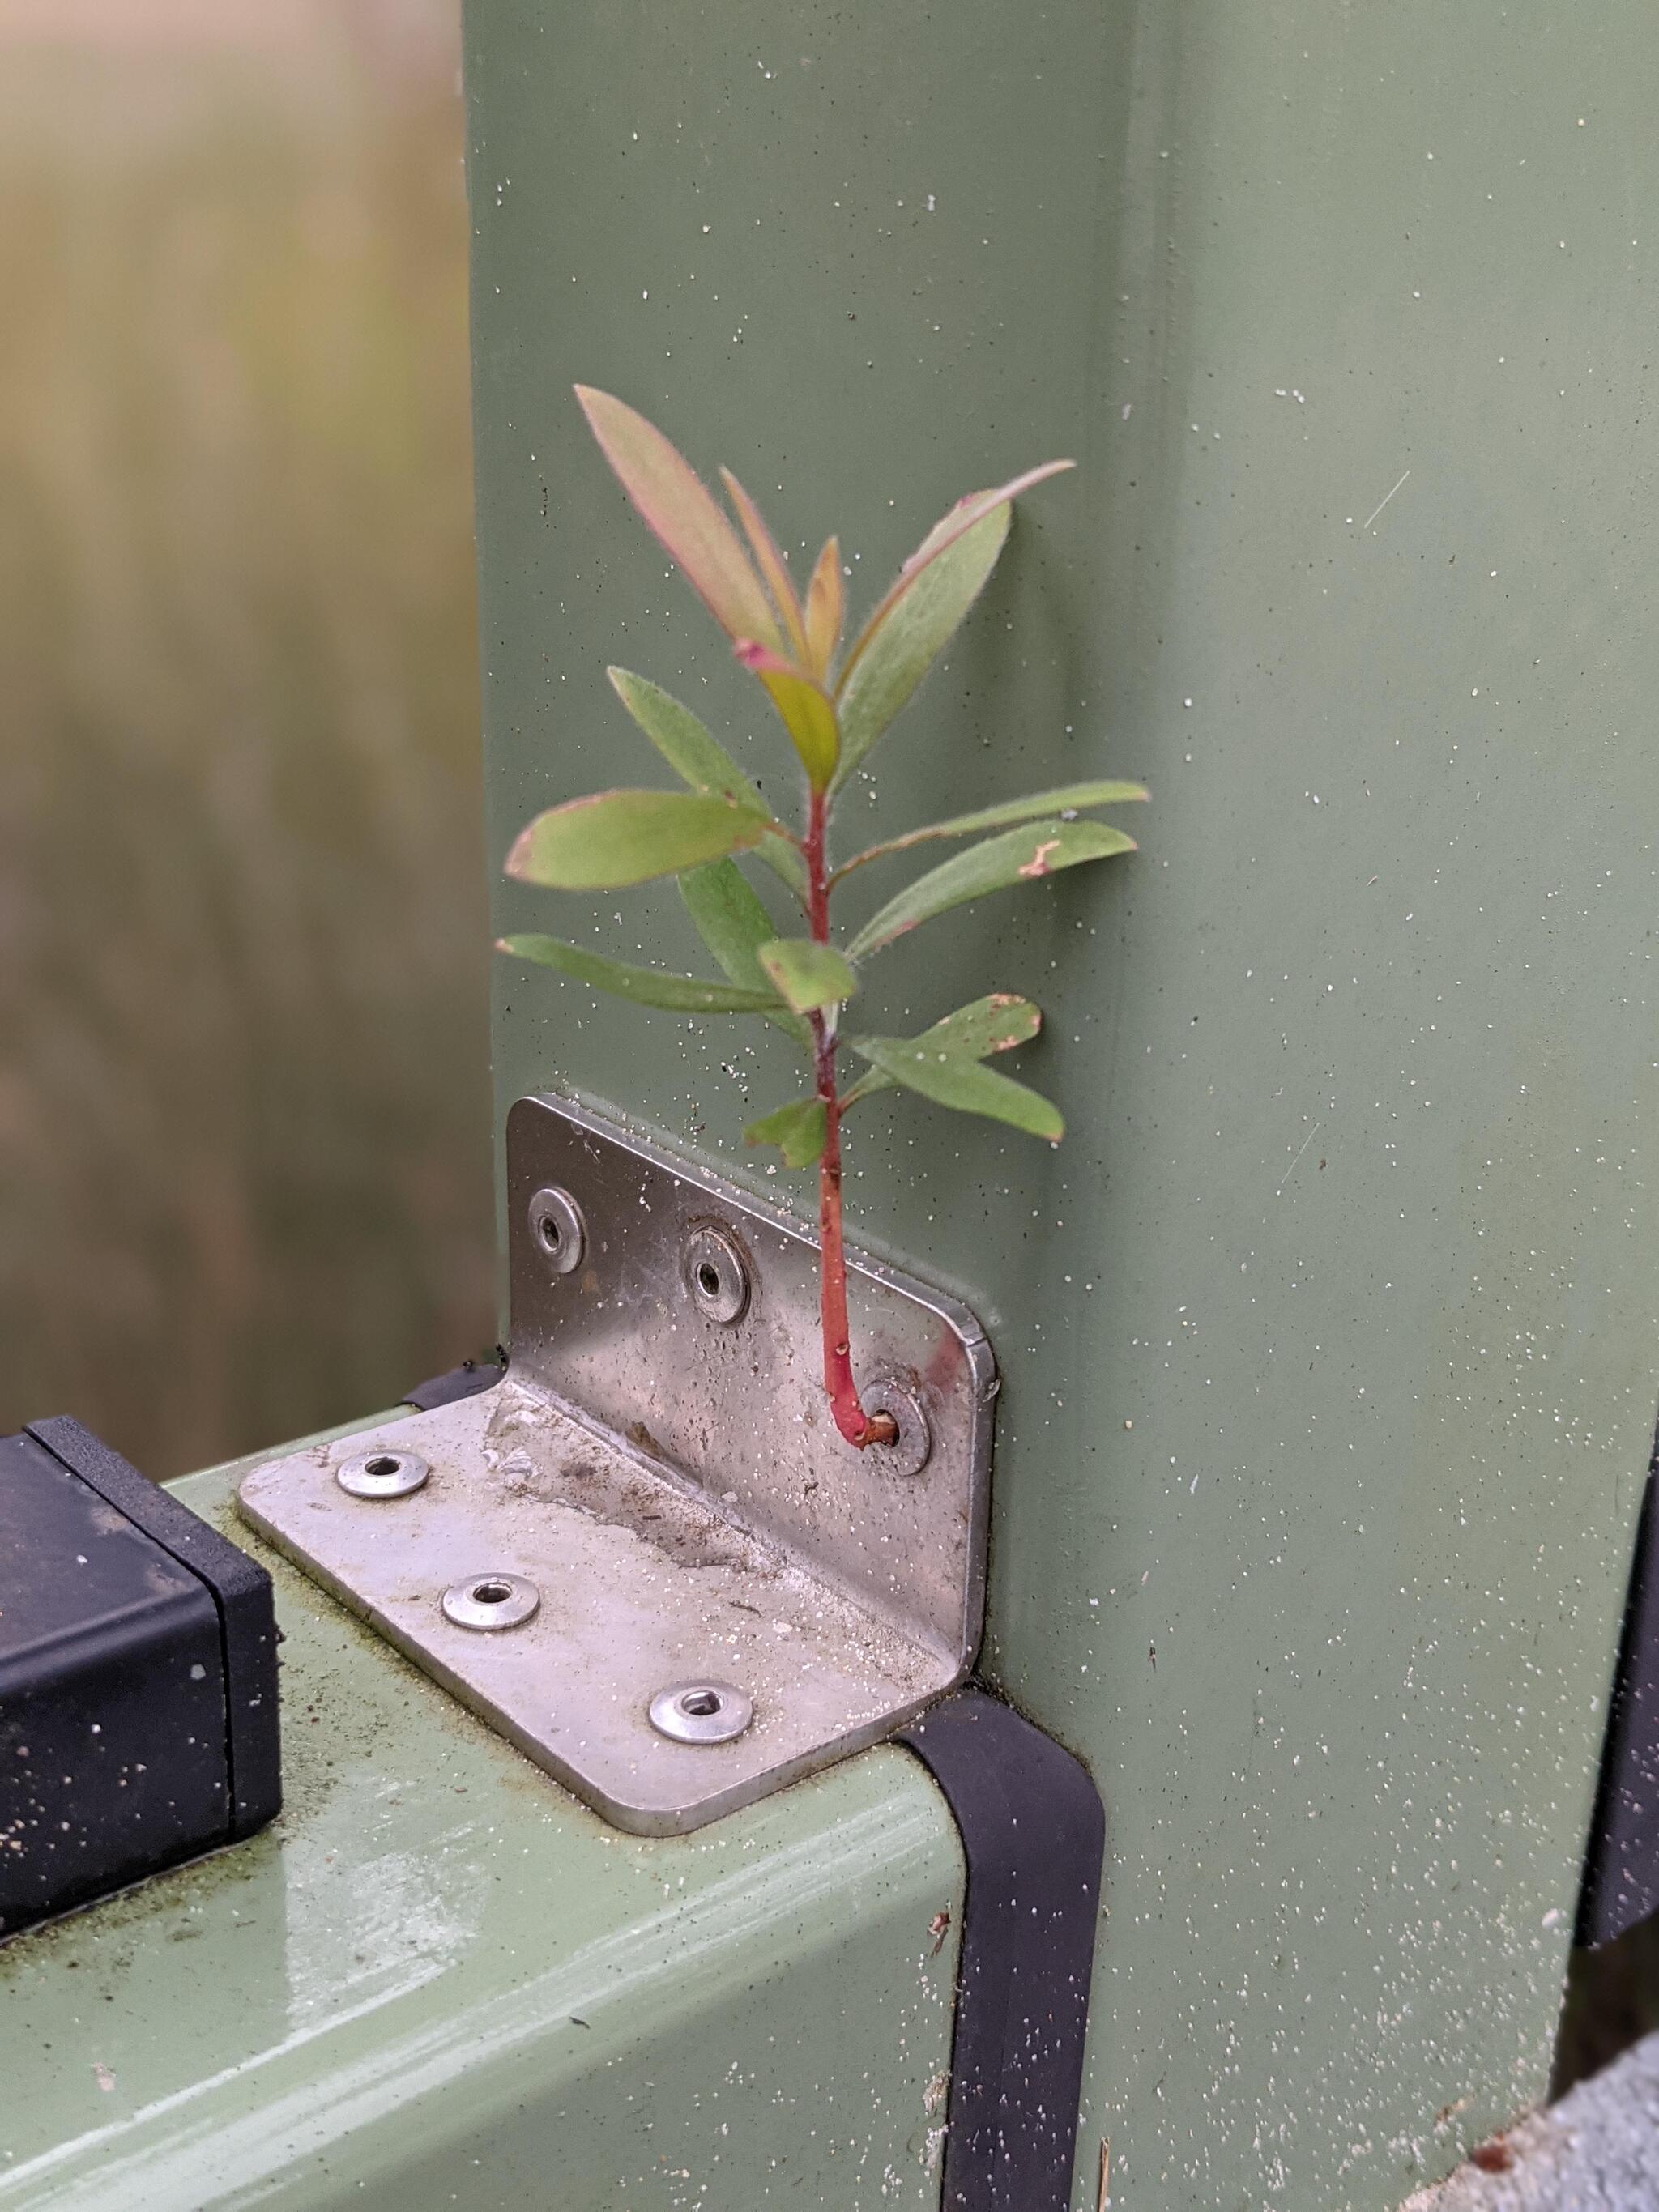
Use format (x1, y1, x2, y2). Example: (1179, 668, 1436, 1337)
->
(804, 788, 897, 1450)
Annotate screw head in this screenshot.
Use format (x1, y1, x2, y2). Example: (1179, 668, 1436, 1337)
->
(648, 1679, 753, 1745)
(682, 1223, 751, 1326)
(528, 1185, 586, 1276)
(859, 1379, 932, 1477)
(337, 1449, 430, 1499)
(441, 1573, 540, 1630)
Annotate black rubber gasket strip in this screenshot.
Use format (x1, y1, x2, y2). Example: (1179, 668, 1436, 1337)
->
(1576, 1431, 1659, 1946)
(898, 1686, 1106, 2212)
(402, 1347, 508, 1413)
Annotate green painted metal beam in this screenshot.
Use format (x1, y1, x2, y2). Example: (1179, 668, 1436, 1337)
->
(0, 1440, 963, 2210)
(472, 1, 1659, 2204)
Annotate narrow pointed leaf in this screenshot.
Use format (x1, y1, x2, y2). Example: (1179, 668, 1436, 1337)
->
(680, 861, 810, 1046)
(846, 818, 1136, 961)
(507, 789, 766, 890)
(719, 468, 809, 660)
(835, 780, 1149, 880)
(804, 536, 844, 677)
(734, 642, 841, 789)
(832, 509, 1005, 788)
(832, 459, 1073, 788)
(842, 993, 1042, 1106)
(498, 936, 783, 1012)
(897, 460, 1074, 577)
(757, 936, 859, 1015)
(744, 1096, 828, 1169)
(607, 668, 808, 900)
(608, 667, 768, 810)
(849, 1037, 1064, 1142)
(574, 386, 782, 650)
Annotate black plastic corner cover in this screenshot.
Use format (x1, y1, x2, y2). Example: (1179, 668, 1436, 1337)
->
(899, 1687, 1106, 2212)
(2, 1418, 281, 1938)
(1577, 1452, 1659, 1947)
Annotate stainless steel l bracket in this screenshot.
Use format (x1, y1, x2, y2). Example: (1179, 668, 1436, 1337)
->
(237, 1094, 996, 1833)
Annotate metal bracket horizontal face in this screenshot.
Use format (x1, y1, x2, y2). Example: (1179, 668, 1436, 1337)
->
(237, 1094, 996, 1833)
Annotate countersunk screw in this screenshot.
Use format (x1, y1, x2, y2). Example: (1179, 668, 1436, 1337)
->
(682, 1223, 751, 1326)
(337, 1449, 430, 1499)
(648, 1679, 753, 1745)
(528, 1185, 586, 1276)
(441, 1573, 540, 1630)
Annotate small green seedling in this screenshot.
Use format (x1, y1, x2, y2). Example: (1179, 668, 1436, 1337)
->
(501, 388, 1145, 1448)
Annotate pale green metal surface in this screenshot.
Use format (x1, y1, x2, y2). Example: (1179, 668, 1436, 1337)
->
(0, 1447, 962, 2210)
(472, 2, 1659, 2206)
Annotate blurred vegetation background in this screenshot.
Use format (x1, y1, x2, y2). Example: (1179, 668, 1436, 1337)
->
(0, 0, 495, 1477)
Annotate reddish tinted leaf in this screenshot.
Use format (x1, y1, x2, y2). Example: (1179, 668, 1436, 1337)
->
(720, 468, 809, 661)
(804, 537, 844, 677)
(574, 386, 781, 650)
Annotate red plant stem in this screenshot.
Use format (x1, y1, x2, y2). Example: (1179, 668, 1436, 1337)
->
(804, 788, 895, 1450)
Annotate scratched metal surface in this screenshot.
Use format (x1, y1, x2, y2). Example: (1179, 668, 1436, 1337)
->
(471, 0, 1659, 2203)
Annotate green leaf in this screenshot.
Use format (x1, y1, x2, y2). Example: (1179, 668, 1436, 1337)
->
(831, 459, 1073, 790)
(734, 643, 841, 791)
(680, 862, 810, 1046)
(574, 386, 782, 651)
(506, 789, 766, 890)
(497, 936, 783, 1013)
(608, 667, 766, 810)
(608, 670, 808, 901)
(849, 1037, 1064, 1142)
(842, 993, 1042, 1106)
(846, 818, 1136, 962)
(744, 1096, 828, 1169)
(834, 780, 1149, 881)
(757, 936, 859, 1015)
(833, 511, 1007, 789)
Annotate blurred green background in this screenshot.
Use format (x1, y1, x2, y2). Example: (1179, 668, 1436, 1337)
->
(0, 0, 495, 1477)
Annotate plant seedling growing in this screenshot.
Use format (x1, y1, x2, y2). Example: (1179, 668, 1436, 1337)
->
(501, 388, 1145, 1448)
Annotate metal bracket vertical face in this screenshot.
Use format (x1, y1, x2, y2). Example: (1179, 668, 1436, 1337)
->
(238, 1095, 996, 1833)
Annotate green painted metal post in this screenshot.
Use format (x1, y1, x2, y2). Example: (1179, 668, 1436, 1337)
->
(476, 1, 1659, 2204)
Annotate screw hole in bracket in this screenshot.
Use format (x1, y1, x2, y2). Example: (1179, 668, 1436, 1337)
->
(528, 1186, 586, 1277)
(857, 1379, 932, 1478)
(441, 1572, 540, 1630)
(682, 1223, 751, 1327)
(649, 1678, 754, 1745)
(337, 1449, 430, 1500)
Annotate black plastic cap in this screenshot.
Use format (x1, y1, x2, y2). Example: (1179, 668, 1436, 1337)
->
(2, 1419, 282, 1938)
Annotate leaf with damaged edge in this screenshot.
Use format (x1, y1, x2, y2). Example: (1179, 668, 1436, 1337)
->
(842, 992, 1041, 1106)
(680, 862, 811, 1046)
(757, 936, 859, 1014)
(507, 789, 766, 891)
(574, 386, 782, 650)
(834, 780, 1149, 880)
(845, 818, 1137, 961)
(744, 1096, 828, 1169)
(498, 936, 784, 1012)
(849, 1038, 1064, 1141)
